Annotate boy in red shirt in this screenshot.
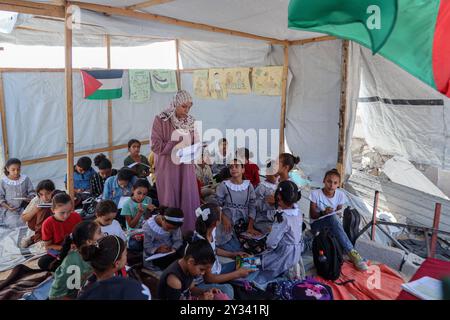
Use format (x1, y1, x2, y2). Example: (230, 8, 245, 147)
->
(38, 192, 82, 271)
(236, 148, 260, 188)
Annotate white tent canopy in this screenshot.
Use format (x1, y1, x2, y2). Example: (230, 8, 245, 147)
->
(1, 0, 449, 188)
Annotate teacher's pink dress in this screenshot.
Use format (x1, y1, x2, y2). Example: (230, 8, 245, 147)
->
(151, 116, 200, 233)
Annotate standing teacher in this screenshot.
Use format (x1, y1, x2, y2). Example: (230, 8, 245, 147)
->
(151, 90, 200, 233)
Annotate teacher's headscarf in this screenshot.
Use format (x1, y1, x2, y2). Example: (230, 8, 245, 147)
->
(158, 90, 195, 132)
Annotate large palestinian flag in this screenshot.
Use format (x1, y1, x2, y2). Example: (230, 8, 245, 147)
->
(288, 0, 450, 98)
(81, 69, 124, 100)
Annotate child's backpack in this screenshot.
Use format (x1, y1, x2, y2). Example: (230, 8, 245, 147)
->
(79, 197, 98, 221)
(234, 219, 267, 255)
(267, 277, 333, 300)
(312, 228, 343, 281)
(343, 207, 361, 246)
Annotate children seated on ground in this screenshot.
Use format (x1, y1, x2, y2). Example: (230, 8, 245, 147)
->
(195, 151, 215, 202)
(236, 148, 260, 188)
(158, 239, 228, 300)
(39, 192, 82, 271)
(253, 160, 279, 235)
(276, 153, 301, 183)
(49, 221, 103, 300)
(192, 203, 256, 300)
(143, 207, 184, 270)
(65, 156, 96, 194)
(78, 235, 151, 300)
(309, 169, 368, 271)
(211, 138, 232, 177)
(102, 167, 137, 207)
(259, 180, 303, 279)
(95, 200, 126, 241)
(124, 139, 151, 178)
(215, 159, 256, 252)
(20, 180, 57, 248)
(90, 154, 117, 198)
(121, 179, 156, 231)
(0, 158, 35, 228)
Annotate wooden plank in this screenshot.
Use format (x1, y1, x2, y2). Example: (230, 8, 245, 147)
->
(21, 141, 150, 166)
(175, 39, 181, 90)
(289, 36, 337, 46)
(0, 0, 64, 18)
(337, 40, 349, 182)
(105, 34, 114, 161)
(127, 0, 175, 10)
(0, 73, 9, 161)
(70, 1, 287, 45)
(279, 45, 289, 153)
(65, 4, 75, 199)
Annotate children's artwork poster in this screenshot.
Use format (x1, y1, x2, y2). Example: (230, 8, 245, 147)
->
(150, 70, 178, 93)
(208, 68, 228, 100)
(193, 70, 211, 98)
(224, 68, 251, 94)
(129, 70, 151, 103)
(252, 66, 284, 96)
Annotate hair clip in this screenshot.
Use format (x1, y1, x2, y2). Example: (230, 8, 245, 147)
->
(195, 207, 211, 221)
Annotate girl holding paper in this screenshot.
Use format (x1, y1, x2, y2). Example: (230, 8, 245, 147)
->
(150, 90, 200, 234)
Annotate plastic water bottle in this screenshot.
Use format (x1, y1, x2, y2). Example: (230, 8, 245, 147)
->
(318, 250, 327, 263)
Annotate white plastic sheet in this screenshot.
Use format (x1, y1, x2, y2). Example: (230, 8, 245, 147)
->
(358, 46, 450, 169)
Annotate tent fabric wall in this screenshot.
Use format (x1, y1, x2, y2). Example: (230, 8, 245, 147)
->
(344, 42, 362, 178)
(358, 46, 450, 169)
(285, 40, 343, 183)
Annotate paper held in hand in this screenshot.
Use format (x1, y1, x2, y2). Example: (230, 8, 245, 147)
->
(176, 142, 203, 164)
(145, 250, 176, 261)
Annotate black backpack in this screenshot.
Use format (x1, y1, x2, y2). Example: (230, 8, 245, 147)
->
(312, 228, 343, 281)
(343, 207, 361, 246)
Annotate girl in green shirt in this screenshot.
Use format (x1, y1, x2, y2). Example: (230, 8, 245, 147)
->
(49, 220, 103, 300)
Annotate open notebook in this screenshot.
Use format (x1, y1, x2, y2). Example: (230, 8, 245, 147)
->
(401, 276, 443, 300)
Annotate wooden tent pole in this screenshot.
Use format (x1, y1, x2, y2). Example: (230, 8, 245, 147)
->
(21, 140, 150, 167)
(279, 45, 289, 154)
(0, 72, 9, 161)
(65, 3, 75, 199)
(337, 40, 349, 182)
(175, 39, 181, 90)
(105, 34, 113, 161)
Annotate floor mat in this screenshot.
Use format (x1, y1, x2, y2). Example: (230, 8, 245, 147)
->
(316, 261, 405, 300)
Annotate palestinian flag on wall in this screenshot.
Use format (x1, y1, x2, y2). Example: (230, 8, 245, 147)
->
(288, 0, 450, 98)
(81, 69, 124, 100)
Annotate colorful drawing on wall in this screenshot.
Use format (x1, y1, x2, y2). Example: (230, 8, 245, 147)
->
(208, 68, 228, 100)
(129, 70, 151, 103)
(150, 70, 178, 93)
(193, 70, 211, 98)
(224, 68, 251, 94)
(252, 66, 283, 96)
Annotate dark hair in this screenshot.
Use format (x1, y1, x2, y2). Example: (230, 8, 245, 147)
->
(94, 154, 112, 170)
(52, 192, 72, 209)
(162, 207, 184, 227)
(275, 180, 301, 208)
(324, 168, 341, 182)
(81, 235, 126, 273)
(3, 158, 21, 176)
(96, 200, 117, 217)
(184, 239, 216, 265)
(218, 138, 227, 144)
(128, 139, 141, 149)
(36, 179, 56, 194)
(229, 158, 244, 169)
(195, 203, 220, 239)
(117, 167, 136, 182)
(279, 153, 300, 171)
(132, 178, 151, 192)
(76, 157, 92, 171)
(49, 221, 99, 271)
